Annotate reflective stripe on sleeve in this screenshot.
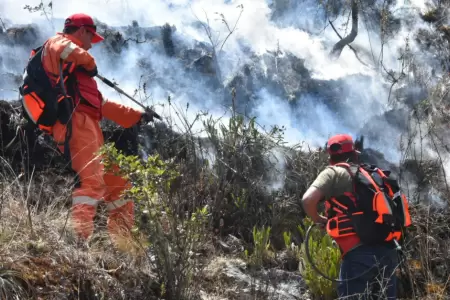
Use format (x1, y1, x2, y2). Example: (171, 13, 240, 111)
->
(60, 41, 77, 60)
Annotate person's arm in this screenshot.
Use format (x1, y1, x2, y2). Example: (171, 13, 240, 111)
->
(302, 186, 328, 224)
(47, 36, 97, 72)
(101, 96, 143, 128)
(302, 167, 336, 224)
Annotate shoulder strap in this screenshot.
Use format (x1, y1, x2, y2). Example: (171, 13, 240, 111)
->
(374, 167, 400, 197)
(333, 162, 384, 195)
(328, 162, 359, 195)
(357, 165, 384, 194)
(29, 41, 48, 60)
(333, 162, 359, 179)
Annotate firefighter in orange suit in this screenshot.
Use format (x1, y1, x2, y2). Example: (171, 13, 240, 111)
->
(39, 13, 154, 246)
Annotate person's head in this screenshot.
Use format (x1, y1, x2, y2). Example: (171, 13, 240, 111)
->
(326, 134, 360, 165)
(63, 13, 104, 50)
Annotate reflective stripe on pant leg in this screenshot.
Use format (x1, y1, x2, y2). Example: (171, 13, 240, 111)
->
(72, 196, 100, 240)
(107, 200, 134, 238)
(107, 200, 135, 251)
(106, 198, 132, 211)
(73, 195, 102, 206)
(103, 165, 134, 245)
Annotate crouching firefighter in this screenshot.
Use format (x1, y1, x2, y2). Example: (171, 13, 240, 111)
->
(301, 134, 412, 300)
(19, 13, 155, 249)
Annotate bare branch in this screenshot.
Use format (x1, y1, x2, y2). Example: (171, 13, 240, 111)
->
(219, 4, 244, 52)
(328, 19, 369, 67)
(0, 17, 7, 31)
(122, 36, 149, 46)
(329, 0, 359, 59)
(23, 0, 54, 31)
(189, 5, 244, 85)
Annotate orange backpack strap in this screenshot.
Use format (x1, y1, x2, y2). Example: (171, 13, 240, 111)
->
(333, 162, 360, 177)
(375, 167, 412, 228)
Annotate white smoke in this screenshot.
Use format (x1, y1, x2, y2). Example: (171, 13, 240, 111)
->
(0, 0, 446, 196)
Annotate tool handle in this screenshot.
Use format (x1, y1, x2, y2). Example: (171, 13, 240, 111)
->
(101, 77, 116, 88)
(145, 107, 162, 120)
(96, 74, 115, 88)
(96, 74, 162, 121)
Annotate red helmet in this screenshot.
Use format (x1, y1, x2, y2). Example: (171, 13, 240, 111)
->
(326, 134, 358, 155)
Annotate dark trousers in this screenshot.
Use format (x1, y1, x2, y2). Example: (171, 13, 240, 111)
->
(338, 244, 399, 299)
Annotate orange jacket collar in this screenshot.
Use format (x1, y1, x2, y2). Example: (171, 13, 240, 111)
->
(56, 32, 84, 47)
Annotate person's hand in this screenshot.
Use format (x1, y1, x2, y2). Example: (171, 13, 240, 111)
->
(86, 66, 98, 77)
(140, 108, 155, 124)
(315, 216, 328, 231)
(317, 222, 326, 232)
(76, 65, 98, 77)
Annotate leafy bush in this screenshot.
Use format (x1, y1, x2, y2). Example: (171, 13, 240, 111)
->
(297, 217, 340, 300)
(244, 225, 274, 268)
(201, 91, 286, 241)
(99, 143, 210, 300)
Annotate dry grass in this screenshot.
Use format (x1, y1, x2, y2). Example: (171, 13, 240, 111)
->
(0, 87, 449, 300)
(0, 172, 159, 300)
(398, 203, 450, 299)
(2, 185, 449, 300)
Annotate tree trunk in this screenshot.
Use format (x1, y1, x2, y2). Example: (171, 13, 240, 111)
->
(330, 0, 359, 59)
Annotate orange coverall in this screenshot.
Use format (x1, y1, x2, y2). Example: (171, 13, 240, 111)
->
(41, 32, 143, 243)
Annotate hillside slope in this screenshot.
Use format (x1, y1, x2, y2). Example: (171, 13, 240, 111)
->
(0, 0, 450, 299)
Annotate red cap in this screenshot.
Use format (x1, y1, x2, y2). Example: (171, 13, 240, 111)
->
(326, 134, 357, 155)
(64, 13, 104, 44)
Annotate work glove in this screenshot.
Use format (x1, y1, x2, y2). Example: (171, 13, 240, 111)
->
(87, 66, 98, 77)
(315, 217, 327, 232)
(140, 107, 155, 124)
(76, 65, 98, 77)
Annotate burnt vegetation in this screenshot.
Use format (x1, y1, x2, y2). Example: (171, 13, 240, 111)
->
(0, 0, 449, 299)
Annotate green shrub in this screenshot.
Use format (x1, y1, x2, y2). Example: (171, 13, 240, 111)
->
(297, 217, 340, 300)
(244, 225, 273, 268)
(99, 143, 209, 300)
(201, 91, 286, 241)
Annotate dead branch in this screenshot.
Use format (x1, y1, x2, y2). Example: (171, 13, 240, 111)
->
(328, 19, 368, 67)
(191, 8, 223, 83)
(219, 4, 244, 52)
(330, 0, 358, 59)
(122, 36, 149, 46)
(380, 40, 408, 105)
(429, 130, 450, 202)
(190, 5, 244, 86)
(0, 17, 6, 31)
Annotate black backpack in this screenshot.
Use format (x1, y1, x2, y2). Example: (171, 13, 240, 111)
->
(325, 162, 412, 245)
(19, 43, 75, 133)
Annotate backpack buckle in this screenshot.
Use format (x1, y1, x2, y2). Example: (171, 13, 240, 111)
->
(393, 238, 401, 251)
(382, 214, 396, 227)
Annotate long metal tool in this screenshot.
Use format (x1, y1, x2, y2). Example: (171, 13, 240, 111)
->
(96, 74, 162, 120)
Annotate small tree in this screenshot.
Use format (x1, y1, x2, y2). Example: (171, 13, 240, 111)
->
(99, 143, 210, 299)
